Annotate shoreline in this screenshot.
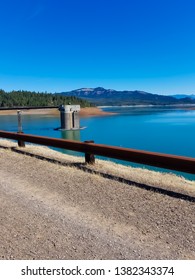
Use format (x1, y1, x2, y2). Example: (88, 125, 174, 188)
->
(0, 107, 116, 117)
(98, 104, 195, 109)
(0, 105, 194, 116)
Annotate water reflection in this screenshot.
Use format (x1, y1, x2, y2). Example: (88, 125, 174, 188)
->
(59, 129, 82, 157)
(60, 129, 81, 141)
(102, 106, 188, 116)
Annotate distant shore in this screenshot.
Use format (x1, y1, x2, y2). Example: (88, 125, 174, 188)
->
(0, 107, 116, 117)
(0, 105, 194, 117)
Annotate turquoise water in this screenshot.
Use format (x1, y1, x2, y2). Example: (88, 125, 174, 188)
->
(0, 106, 195, 180)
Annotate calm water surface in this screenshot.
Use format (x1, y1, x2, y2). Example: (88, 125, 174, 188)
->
(0, 106, 195, 180)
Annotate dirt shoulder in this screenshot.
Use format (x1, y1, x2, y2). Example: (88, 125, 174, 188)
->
(0, 139, 194, 260)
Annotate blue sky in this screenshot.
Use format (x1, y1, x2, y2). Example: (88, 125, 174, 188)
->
(0, 0, 195, 95)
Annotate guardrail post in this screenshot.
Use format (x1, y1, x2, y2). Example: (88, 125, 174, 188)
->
(17, 110, 25, 147)
(84, 140, 95, 164)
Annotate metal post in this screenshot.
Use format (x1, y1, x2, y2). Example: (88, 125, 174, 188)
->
(17, 110, 25, 147)
(17, 110, 22, 132)
(84, 140, 95, 164)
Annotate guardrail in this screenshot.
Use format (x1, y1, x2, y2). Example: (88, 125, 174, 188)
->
(0, 130, 195, 174)
(0, 106, 58, 111)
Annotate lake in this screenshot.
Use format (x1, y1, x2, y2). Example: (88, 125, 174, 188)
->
(0, 106, 195, 180)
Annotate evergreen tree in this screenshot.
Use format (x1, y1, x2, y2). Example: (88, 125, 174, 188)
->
(0, 90, 92, 108)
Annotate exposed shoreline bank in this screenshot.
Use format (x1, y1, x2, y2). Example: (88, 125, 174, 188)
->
(98, 104, 195, 109)
(0, 105, 194, 117)
(0, 107, 116, 117)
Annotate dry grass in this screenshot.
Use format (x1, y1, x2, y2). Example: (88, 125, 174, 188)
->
(0, 138, 194, 260)
(0, 138, 194, 197)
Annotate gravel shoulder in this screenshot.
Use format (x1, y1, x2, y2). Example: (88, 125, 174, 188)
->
(0, 139, 194, 260)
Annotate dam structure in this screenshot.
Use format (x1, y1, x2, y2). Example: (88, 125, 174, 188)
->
(58, 104, 80, 130)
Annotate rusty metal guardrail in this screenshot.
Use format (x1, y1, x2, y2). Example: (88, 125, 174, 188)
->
(0, 106, 58, 111)
(0, 130, 195, 174)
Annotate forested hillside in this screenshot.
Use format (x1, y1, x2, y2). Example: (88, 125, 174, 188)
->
(58, 87, 195, 106)
(0, 90, 91, 108)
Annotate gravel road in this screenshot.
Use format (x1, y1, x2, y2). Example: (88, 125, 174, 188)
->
(0, 141, 194, 259)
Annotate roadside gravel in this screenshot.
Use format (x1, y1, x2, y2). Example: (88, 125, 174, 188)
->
(0, 140, 194, 259)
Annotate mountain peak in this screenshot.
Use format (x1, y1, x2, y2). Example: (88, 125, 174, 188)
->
(58, 87, 195, 106)
(75, 88, 94, 92)
(94, 87, 106, 91)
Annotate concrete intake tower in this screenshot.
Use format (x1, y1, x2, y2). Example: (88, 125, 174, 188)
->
(58, 105, 80, 130)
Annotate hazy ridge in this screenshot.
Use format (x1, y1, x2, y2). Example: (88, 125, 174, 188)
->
(57, 87, 195, 106)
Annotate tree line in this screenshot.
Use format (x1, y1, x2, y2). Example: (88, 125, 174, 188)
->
(0, 89, 92, 108)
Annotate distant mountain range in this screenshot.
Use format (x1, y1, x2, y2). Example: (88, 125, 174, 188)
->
(57, 87, 195, 106)
(171, 94, 195, 100)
